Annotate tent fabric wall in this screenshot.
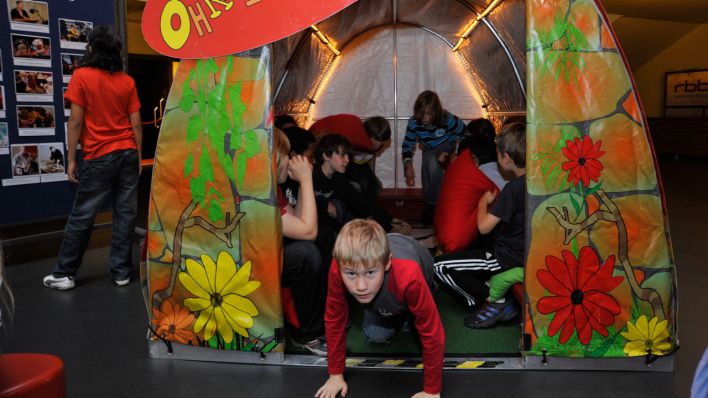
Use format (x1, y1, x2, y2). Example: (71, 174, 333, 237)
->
(524, 0, 676, 358)
(145, 49, 285, 355)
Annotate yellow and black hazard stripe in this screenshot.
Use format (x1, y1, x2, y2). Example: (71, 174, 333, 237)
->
(345, 358, 506, 369)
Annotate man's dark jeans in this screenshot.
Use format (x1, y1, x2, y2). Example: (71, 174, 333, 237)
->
(53, 149, 139, 280)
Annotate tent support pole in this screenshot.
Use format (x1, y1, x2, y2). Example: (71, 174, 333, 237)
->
(481, 18, 526, 97)
(393, 0, 399, 188)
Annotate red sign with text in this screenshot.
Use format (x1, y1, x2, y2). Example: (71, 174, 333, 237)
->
(141, 0, 355, 59)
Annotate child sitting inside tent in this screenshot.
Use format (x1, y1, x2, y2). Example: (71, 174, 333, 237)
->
(434, 119, 506, 254)
(402, 90, 465, 224)
(273, 128, 328, 355)
(316, 219, 444, 398)
(313, 133, 411, 235)
(310, 114, 391, 201)
(433, 122, 526, 329)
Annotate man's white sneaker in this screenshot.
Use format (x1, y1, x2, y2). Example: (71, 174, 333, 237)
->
(43, 275, 75, 290)
(114, 278, 131, 287)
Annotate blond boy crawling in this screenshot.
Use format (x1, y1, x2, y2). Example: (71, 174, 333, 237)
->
(316, 219, 444, 398)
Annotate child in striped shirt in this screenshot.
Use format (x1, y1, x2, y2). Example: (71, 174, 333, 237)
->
(402, 91, 465, 223)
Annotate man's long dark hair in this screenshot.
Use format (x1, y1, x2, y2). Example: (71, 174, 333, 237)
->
(80, 25, 123, 72)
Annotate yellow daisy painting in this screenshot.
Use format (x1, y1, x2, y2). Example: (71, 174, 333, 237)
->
(621, 315, 672, 357)
(179, 251, 261, 343)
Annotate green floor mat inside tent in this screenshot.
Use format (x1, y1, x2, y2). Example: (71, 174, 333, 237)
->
(287, 289, 520, 356)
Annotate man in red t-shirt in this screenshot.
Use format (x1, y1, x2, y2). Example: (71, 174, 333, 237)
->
(43, 26, 142, 291)
(316, 219, 444, 398)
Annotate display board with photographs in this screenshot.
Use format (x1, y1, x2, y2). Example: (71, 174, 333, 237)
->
(59, 18, 92, 50)
(14, 69, 53, 102)
(10, 33, 51, 67)
(7, 0, 49, 34)
(1, 0, 114, 223)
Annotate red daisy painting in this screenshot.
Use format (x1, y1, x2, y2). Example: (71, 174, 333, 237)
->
(536, 246, 624, 345)
(561, 135, 605, 187)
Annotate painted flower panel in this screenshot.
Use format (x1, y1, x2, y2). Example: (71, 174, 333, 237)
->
(621, 315, 671, 356)
(537, 246, 624, 345)
(152, 299, 196, 344)
(179, 251, 260, 343)
(561, 135, 605, 187)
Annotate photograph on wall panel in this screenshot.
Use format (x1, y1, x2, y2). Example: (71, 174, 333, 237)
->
(7, 0, 49, 34)
(17, 104, 55, 136)
(11, 33, 51, 68)
(58, 18, 92, 50)
(63, 122, 80, 151)
(61, 53, 83, 83)
(14, 69, 53, 102)
(4, 143, 40, 186)
(62, 87, 70, 116)
(0, 85, 5, 118)
(38, 142, 67, 182)
(0, 122, 8, 155)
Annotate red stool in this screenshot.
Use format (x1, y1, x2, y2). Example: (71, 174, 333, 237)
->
(0, 353, 65, 398)
(511, 283, 524, 306)
(281, 287, 300, 329)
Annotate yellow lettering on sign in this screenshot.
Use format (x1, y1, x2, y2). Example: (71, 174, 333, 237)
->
(160, 0, 190, 50)
(188, 2, 213, 37)
(205, 0, 234, 18)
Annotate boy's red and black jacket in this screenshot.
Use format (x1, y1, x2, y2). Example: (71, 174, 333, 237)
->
(325, 235, 445, 394)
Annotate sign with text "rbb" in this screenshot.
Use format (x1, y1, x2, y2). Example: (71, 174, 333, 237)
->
(665, 70, 708, 108)
(141, 0, 355, 59)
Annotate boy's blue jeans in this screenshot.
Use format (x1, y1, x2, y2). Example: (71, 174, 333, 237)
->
(53, 149, 139, 280)
(421, 140, 455, 205)
(362, 309, 410, 343)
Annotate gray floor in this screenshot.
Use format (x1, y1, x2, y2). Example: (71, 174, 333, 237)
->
(1, 157, 706, 398)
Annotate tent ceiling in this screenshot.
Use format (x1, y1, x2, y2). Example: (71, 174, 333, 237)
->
(273, 0, 527, 117)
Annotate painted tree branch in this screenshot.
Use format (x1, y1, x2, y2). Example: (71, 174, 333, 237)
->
(183, 210, 244, 246)
(546, 189, 667, 321)
(150, 201, 244, 308)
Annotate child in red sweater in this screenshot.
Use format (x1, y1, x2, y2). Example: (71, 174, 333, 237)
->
(316, 219, 444, 398)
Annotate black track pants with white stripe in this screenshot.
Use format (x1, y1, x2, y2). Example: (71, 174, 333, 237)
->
(433, 249, 504, 308)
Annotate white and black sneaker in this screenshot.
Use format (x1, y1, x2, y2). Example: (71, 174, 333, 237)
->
(42, 275, 75, 290)
(113, 278, 131, 287)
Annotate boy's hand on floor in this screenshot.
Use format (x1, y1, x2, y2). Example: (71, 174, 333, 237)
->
(411, 392, 440, 398)
(315, 374, 347, 398)
(391, 218, 412, 235)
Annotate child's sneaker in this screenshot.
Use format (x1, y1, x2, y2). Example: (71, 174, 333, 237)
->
(114, 277, 131, 287)
(463, 301, 518, 329)
(42, 275, 75, 290)
(291, 337, 327, 357)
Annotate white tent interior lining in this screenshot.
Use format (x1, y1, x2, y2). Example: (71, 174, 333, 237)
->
(271, 0, 527, 189)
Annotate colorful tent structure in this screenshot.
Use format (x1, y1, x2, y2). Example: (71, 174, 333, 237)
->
(142, 0, 676, 370)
